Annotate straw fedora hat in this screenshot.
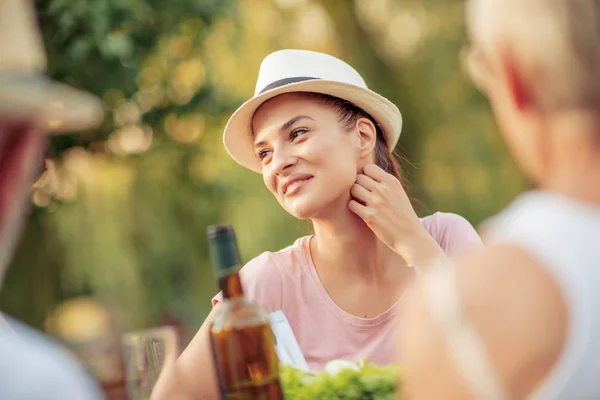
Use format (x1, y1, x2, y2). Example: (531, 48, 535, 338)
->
(0, 0, 104, 133)
(223, 49, 403, 173)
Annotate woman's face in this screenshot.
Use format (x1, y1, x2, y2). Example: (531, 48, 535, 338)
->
(252, 93, 362, 220)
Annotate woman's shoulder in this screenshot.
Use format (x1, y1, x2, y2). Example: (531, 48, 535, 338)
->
(211, 236, 312, 310)
(420, 212, 484, 256)
(241, 235, 311, 276)
(420, 211, 474, 231)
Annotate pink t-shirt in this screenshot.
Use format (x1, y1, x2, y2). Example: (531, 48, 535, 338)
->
(212, 212, 483, 371)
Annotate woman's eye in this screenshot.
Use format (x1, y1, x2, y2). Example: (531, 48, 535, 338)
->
(257, 149, 271, 161)
(290, 128, 308, 140)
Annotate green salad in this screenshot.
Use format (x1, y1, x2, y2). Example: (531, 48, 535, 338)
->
(280, 359, 401, 400)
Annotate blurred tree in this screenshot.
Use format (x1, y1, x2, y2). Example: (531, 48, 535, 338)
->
(2, 0, 240, 331)
(37, 0, 237, 153)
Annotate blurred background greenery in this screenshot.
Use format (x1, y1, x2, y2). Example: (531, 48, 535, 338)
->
(2, 0, 529, 343)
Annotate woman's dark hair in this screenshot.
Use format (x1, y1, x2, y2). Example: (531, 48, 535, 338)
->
(301, 92, 403, 182)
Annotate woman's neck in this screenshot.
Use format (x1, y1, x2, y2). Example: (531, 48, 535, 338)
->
(310, 203, 406, 281)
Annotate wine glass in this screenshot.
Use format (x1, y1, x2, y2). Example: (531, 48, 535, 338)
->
(121, 325, 177, 400)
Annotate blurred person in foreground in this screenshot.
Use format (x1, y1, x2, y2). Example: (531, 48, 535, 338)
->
(397, 0, 600, 399)
(0, 0, 105, 398)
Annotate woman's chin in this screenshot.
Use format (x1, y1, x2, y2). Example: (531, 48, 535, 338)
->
(283, 198, 323, 220)
(284, 195, 348, 221)
(287, 205, 318, 220)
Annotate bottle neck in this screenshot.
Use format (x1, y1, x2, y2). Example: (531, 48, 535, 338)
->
(218, 272, 244, 299)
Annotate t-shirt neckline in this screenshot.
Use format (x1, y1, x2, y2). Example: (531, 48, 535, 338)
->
(298, 235, 403, 329)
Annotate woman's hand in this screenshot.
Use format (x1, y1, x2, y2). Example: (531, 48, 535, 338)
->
(348, 164, 446, 270)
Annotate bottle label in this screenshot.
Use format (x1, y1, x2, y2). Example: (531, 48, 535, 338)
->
(210, 322, 283, 399)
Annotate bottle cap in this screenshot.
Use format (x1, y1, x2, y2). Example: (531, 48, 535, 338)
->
(207, 224, 242, 278)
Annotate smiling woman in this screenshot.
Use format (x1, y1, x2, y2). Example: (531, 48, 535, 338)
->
(251, 92, 402, 222)
(151, 49, 484, 400)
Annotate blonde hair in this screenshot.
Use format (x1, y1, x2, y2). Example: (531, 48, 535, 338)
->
(467, 0, 600, 111)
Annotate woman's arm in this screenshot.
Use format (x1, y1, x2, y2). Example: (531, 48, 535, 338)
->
(152, 252, 283, 399)
(151, 306, 221, 400)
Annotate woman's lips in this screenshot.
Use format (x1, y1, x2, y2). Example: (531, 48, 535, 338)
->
(283, 176, 313, 196)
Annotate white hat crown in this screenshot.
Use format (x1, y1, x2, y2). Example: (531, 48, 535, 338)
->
(254, 49, 368, 96)
(224, 49, 403, 173)
(0, 0, 47, 76)
(0, 0, 104, 133)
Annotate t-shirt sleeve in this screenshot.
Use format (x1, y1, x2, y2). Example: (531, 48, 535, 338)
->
(423, 212, 484, 258)
(211, 251, 284, 313)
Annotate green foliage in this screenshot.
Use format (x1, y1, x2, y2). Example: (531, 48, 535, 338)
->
(37, 0, 237, 153)
(281, 363, 400, 400)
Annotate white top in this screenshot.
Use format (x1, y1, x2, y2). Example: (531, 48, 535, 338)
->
(485, 190, 600, 399)
(0, 315, 105, 399)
